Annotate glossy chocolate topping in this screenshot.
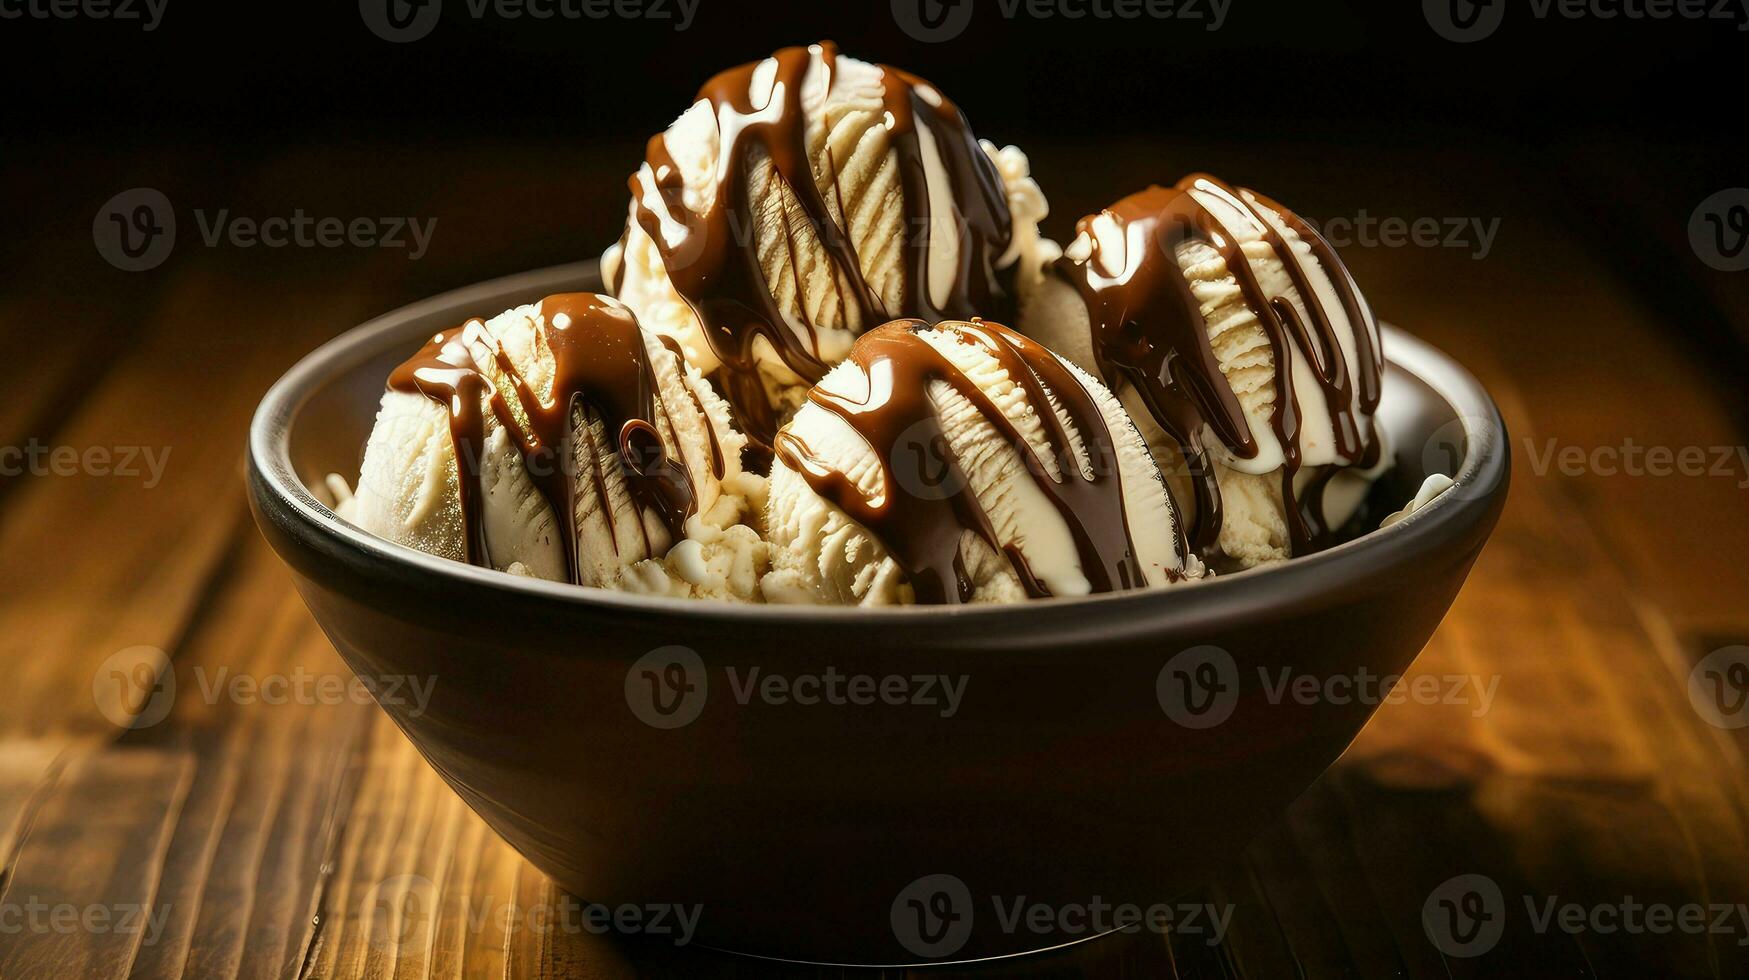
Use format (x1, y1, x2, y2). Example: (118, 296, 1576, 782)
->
(387, 294, 697, 581)
(630, 42, 1017, 446)
(774, 318, 1173, 605)
(1055, 175, 1383, 558)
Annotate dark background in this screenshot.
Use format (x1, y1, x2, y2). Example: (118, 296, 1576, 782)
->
(10, 0, 1745, 372)
(8, 0, 1739, 144)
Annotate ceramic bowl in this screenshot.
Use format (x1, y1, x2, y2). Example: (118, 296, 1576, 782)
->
(248, 260, 1509, 965)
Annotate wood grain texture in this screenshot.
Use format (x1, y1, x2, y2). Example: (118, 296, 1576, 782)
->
(2, 141, 1746, 978)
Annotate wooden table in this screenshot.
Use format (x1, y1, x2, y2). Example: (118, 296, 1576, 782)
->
(4, 138, 1747, 978)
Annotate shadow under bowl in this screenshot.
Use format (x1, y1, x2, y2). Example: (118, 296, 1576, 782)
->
(247, 260, 1509, 967)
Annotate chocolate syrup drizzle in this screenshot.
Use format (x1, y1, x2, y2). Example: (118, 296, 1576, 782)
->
(774, 318, 1174, 605)
(630, 42, 1017, 447)
(387, 293, 697, 582)
(1055, 175, 1384, 559)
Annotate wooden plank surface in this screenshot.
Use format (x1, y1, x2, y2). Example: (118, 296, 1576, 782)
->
(2, 140, 1746, 978)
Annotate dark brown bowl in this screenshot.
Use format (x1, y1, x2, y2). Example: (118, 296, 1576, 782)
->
(247, 260, 1508, 966)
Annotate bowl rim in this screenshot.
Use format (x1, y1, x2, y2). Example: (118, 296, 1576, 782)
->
(247, 260, 1510, 629)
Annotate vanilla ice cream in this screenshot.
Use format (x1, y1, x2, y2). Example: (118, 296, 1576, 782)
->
(350, 293, 768, 600)
(603, 42, 1049, 445)
(761, 318, 1202, 605)
(1023, 176, 1391, 569)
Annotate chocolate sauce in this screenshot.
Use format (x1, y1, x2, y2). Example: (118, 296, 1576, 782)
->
(1055, 176, 1383, 558)
(882, 67, 1015, 322)
(387, 294, 697, 582)
(629, 42, 1017, 447)
(386, 319, 497, 566)
(775, 318, 1168, 605)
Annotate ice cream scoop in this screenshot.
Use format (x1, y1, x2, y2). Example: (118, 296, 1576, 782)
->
(761, 318, 1201, 606)
(604, 42, 1049, 447)
(349, 292, 768, 600)
(1023, 175, 1390, 569)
